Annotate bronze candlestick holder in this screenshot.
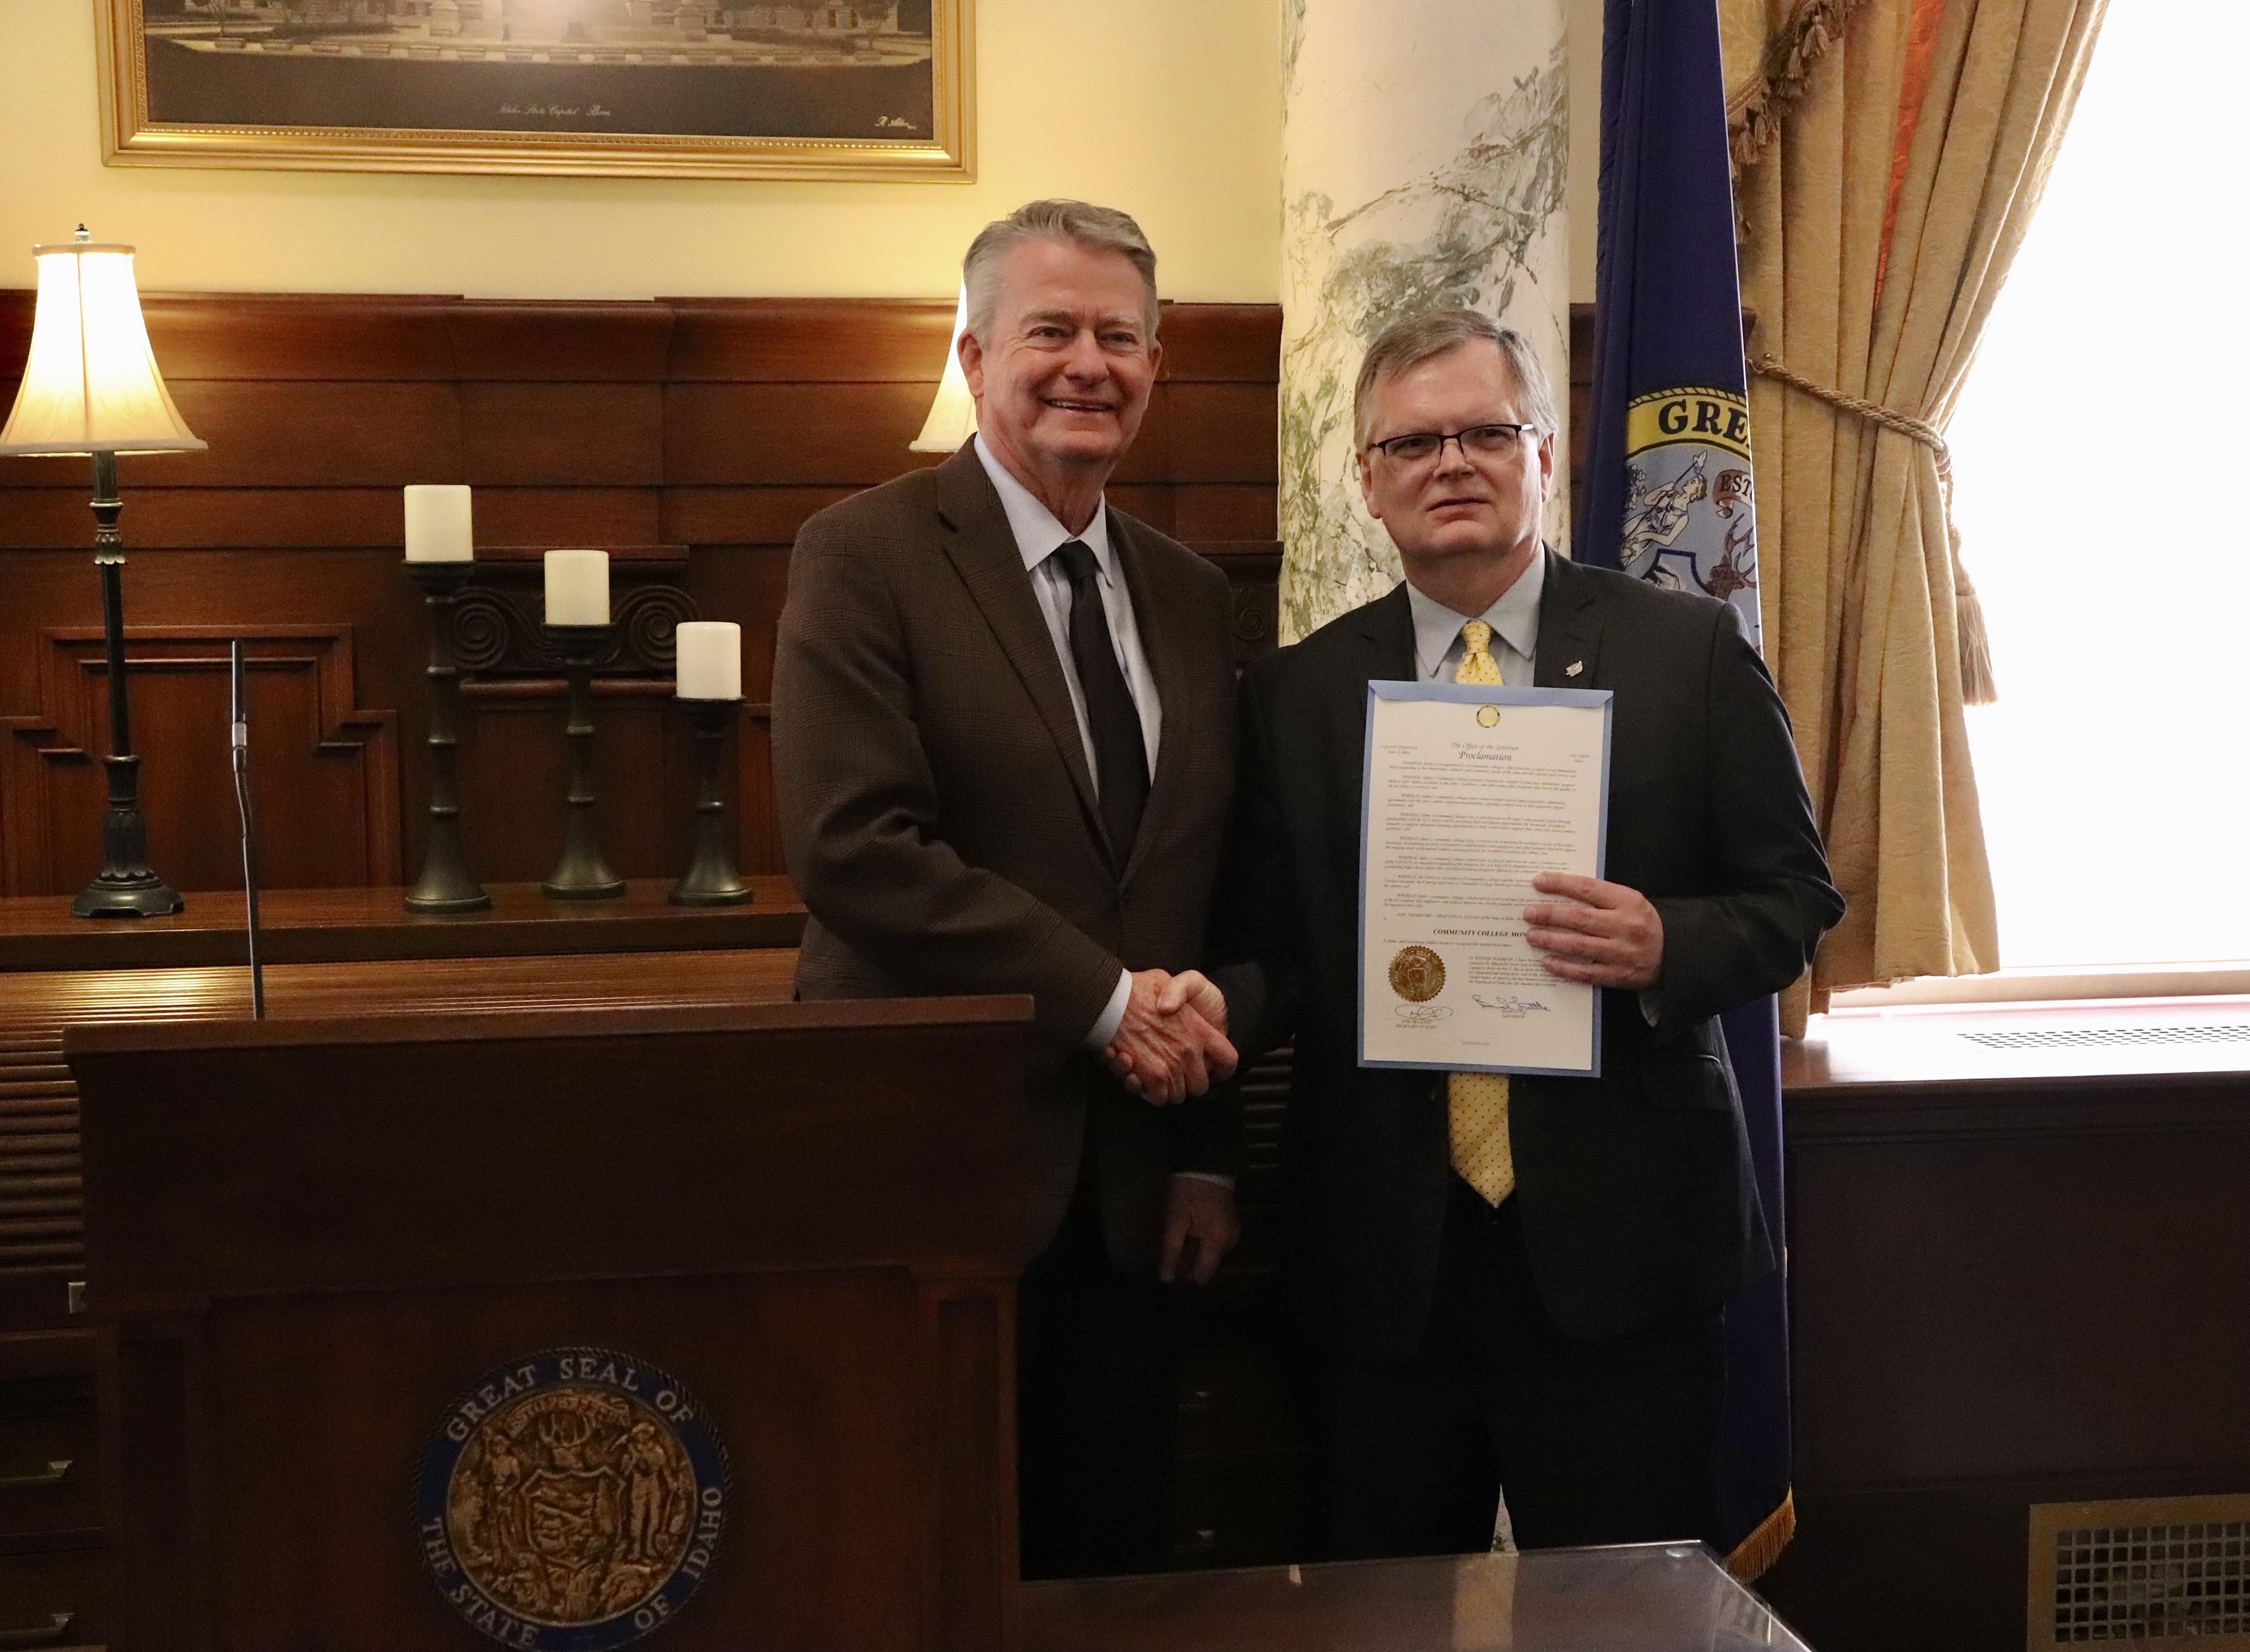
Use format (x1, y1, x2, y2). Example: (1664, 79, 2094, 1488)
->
(669, 698, 754, 907)
(403, 560, 490, 913)
(542, 622, 626, 900)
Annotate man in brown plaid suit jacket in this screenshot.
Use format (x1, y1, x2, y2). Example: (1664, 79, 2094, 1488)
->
(771, 201, 1242, 1579)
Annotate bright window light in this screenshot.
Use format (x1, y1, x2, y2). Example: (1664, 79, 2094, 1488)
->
(1945, 0, 2250, 968)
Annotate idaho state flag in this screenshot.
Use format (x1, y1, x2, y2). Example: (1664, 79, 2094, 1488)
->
(1580, 0, 1794, 1579)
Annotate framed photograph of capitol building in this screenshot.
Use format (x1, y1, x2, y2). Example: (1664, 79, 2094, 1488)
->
(97, 0, 971, 180)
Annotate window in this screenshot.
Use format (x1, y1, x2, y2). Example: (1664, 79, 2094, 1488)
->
(1942, 0, 2249, 973)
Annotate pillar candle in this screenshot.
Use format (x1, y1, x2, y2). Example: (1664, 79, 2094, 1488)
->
(675, 622, 742, 700)
(543, 549, 610, 626)
(403, 484, 473, 563)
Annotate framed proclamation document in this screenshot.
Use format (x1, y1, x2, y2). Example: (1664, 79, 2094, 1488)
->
(1359, 680, 1613, 1077)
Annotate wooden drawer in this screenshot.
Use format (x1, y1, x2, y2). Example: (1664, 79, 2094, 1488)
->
(0, 1334, 100, 1548)
(0, 1545, 111, 1648)
(0, 1407, 97, 1545)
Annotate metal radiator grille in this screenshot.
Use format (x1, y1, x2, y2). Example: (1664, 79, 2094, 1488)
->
(2032, 1500, 2250, 1648)
(1965, 1025, 2250, 1051)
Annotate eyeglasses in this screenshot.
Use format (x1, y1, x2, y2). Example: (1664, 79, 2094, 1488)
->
(1365, 423, 1541, 465)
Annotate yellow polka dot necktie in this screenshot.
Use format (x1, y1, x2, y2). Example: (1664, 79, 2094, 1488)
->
(1450, 619, 1513, 1206)
(1455, 618, 1506, 687)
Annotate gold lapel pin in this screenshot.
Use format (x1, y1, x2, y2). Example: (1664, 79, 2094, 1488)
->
(1565, 660, 1584, 678)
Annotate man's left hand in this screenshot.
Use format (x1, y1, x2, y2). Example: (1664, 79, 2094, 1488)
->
(1523, 872, 1664, 990)
(1160, 1175, 1240, 1286)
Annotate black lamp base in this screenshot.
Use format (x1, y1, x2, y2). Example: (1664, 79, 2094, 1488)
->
(71, 867, 184, 919)
(71, 750, 181, 918)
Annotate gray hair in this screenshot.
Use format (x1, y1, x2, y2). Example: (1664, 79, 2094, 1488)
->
(1352, 309, 1559, 448)
(962, 199, 1160, 343)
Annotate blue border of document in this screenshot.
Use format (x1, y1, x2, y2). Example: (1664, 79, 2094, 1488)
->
(1358, 679, 1615, 1078)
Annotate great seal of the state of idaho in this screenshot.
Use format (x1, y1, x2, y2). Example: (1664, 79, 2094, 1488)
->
(1388, 945, 1447, 1004)
(413, 1348, 730, 1650)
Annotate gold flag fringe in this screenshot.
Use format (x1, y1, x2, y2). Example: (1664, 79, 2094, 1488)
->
(1726, 1488, 1797, 1581)
(1749, 353, 1998, 704)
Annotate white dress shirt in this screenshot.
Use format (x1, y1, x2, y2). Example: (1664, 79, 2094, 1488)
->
(1404, 548, 1545, 686)
(972, 437, 1157, 1051)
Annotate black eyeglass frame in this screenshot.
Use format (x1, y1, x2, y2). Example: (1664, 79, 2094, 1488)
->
(1363, 422, 1544, 463)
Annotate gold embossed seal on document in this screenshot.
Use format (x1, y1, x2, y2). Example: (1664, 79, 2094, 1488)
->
(1388, 945, 1446, 1004)
(414, 1348, 730, 1649)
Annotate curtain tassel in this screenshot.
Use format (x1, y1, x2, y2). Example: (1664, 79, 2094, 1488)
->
(1951, 532, 1998, 706)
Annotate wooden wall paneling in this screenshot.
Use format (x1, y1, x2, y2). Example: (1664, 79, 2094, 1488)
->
(461, 382, 665, 487)
(662, 297, 955, 383)
(467, 485, 665, 549)
(454, 680, 680, 887)
(918, 1276, 1016, 1652)
(0, 291, 1282, 899)
(664, 382, 948, 488)
(136, 293, 461, 382)
(3, 626, 398, 897)
(446, 300, 677, 383)
(658, 487, 858, 552)
(141, 381, 463, 490)
(1111, 384, 1279, 487)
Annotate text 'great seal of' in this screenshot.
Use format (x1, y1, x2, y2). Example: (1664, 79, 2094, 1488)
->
(414, 1347, 731, 1649)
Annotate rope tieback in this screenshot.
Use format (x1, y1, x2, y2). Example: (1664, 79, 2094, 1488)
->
(1748, 353, 1997, 705)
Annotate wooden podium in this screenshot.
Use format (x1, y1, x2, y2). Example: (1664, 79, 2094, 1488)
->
(67, 996, 1034, 1652)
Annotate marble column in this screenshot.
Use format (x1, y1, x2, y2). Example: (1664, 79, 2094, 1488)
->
(1279, 0, 1570, 642)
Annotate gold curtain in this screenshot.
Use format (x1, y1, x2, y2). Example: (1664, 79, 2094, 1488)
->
(1719, 0, 2108, 1013)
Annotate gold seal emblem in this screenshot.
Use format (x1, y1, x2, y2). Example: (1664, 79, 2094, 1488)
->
(1476, 704, 1502, 728)
(416, 1349, 730, 1650)
(1389, 945, 1446, 1003)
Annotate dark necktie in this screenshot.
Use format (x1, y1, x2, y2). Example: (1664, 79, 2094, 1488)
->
(1052, 539, 1149, 863)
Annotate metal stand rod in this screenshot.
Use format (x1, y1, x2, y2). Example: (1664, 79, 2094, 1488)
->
(404, 562, 491, 914)
(542, 623, 626, 901)
(668, 698, 754, 907)
(71, 449, 182, 919)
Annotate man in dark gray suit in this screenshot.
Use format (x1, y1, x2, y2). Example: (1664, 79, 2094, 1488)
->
(1198, 309, 1843, 1558)
(771, 201, 1242, 1578)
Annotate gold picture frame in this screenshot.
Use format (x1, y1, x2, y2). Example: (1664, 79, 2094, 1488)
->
(97, 0, 973, 182)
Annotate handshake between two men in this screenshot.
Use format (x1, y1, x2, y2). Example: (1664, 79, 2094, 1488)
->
(1100, 872, 1666, 1290)
(1103, 870, 1669, 1106)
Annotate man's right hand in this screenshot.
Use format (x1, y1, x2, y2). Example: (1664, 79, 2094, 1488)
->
(1104, 968, 1236, 1105)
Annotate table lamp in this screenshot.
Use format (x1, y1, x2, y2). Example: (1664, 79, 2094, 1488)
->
(908, 284, 978, 453)
(0, 228, 204, 916)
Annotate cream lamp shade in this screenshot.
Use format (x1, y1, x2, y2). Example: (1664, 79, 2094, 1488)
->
(908, 283, 979, 454)
(0, 232, 205, 457)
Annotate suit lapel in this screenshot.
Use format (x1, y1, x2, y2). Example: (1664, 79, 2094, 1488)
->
(1532, 548, 1606, 691)
(1344, 584, 1418, 790)
(933, 448, 1104, 831)
(1357, 582, 1419, 685)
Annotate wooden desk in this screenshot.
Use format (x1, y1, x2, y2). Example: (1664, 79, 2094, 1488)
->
(0, 879, 806, 973)
(71, 995, 1029, 1650)
(1761, 998, 2250, 1652)
(1025, 1543, 1811, 1650)
(0, 947, 800, 1644)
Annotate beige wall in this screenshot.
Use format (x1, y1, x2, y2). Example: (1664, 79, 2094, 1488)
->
(0, 0, 1282, 301)
(1, 0, 1600, 303)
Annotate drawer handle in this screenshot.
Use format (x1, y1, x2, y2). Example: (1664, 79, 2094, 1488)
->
(0, 1460, 70, 1491)
(0, 1614, 72, 1649)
